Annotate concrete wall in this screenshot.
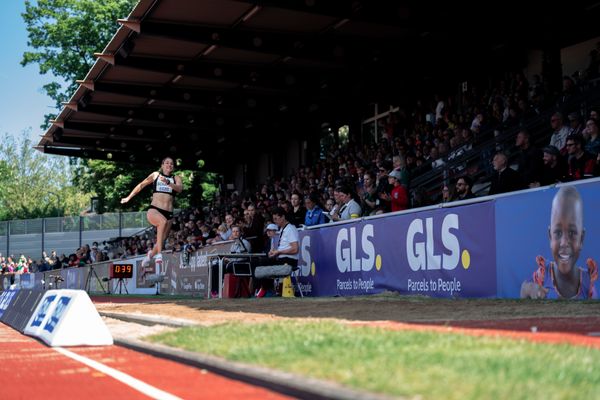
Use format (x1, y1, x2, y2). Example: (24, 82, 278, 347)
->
(561, 36, 599, 78)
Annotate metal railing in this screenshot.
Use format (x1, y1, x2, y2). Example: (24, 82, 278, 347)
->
(0, 211, 150, 257)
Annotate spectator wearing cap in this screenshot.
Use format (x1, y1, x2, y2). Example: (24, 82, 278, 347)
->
(388, 170, 409, 212)
(531, 145, 567, 187)
(392, 155, 410, 187)
(263, 223, 279, 254)
(304, 192, 326, 226)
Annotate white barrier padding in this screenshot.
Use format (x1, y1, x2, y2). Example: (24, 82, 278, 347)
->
(24, 292, 59, 337)
(24, 290, 113, 347)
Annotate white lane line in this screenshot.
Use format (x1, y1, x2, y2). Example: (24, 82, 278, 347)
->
(54, 347, 183, 400)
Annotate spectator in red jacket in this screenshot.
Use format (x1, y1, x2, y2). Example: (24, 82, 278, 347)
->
(565, 134, 595, 181)
(388, 170, 409, 212)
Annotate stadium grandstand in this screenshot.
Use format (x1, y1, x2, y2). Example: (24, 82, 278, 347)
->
(3, 0, 600, 296)
(1, 0, 599, 298)
(4, 3, 600, 399)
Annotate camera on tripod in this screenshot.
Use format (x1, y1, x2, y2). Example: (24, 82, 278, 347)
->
(85, 264, 108, 294)
(48, 275, 64, 289)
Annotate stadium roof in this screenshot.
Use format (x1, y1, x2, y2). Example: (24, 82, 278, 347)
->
(36, 0, 600, 169)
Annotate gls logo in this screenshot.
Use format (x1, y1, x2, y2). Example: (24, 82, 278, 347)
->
(299, 224, 379, 276)
(336, 225, 375, 272)
(406, 214, 461, 271)
(299, 235, 312, 277)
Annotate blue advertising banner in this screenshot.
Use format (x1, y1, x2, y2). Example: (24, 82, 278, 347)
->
(43, 296, 72, 334)
(496, 182, 600, 299)
(0, 289, 19, 318)
(29, 294, 57, 328)
(298, 201, 496, 298)
(0, 290, 44, 333)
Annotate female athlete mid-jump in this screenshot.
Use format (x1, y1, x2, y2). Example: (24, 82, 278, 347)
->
(121, 157, 183, 271)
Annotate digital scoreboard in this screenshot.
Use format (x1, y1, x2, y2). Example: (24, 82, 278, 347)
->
(110, 263, 133, 279)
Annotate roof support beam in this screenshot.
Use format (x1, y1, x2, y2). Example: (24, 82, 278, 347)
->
(108, 53, 344, 95)
(83, 81, 332, 115)
(78, 102, 265, 123)
(228, 0, 410, 26)
(118, 20, 366, 66)
(60, 120, 205, 136)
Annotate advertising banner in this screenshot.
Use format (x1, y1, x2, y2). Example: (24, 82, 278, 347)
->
(0, 290, 44, 332)
(298, 201, 496, 298)
(163, 252, 209, 297)
(496, 182, 600, 299)
(0, 289, 19, 318)
(6, 181, 599, 301)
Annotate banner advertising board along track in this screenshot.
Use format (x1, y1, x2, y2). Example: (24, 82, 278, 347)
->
(297, 201, 497, 298)
(297, 180, 600, 300)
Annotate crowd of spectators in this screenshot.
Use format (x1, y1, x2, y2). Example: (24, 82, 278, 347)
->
(4, 51, 600, 276)
(1, 235, 158, 276)
(161, 65, 600, 252)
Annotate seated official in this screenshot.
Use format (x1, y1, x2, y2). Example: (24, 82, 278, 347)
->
(255, 207, 299, 297)
(209, 225, 252, 297)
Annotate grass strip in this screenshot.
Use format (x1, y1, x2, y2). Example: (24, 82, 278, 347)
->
(148, 320, 600, 400)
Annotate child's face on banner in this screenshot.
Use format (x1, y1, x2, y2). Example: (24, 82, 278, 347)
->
(549, 194, 584, 274)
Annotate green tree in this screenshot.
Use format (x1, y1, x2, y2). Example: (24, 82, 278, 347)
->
(73, 159, 148, 213)
(21, 0, 136, 128)
(74, 160, 218, 213)
(21, 0, 220, 213)
(0, 133, 90, 220)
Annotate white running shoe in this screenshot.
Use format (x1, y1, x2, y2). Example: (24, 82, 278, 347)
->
(155, 253, 163, 274)
(141, 250, 152, 267)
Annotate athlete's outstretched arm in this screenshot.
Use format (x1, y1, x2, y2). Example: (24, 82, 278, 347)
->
(121, 172, 157, 204)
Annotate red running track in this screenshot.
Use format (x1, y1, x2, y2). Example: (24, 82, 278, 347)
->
(0, 324, 292, 400)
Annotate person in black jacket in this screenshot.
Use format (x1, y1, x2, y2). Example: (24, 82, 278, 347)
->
(515, 129, 543, 187)
(452, 176, 476, 201)
(287, 192, 306, 227)
(489, 152, 523, 195)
